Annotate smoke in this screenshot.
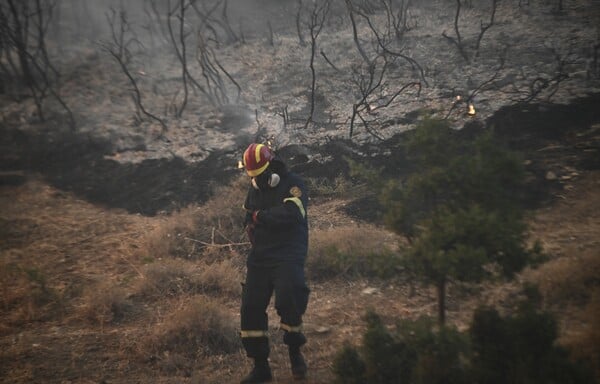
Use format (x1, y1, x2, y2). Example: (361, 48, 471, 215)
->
(48, 0, 301, 52)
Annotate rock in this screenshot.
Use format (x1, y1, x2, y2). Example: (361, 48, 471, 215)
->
(545, 171, 558, 180)
(362, 287, 379, 295)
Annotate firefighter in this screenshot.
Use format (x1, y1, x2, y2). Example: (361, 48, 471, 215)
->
(239, 143, 310, 383)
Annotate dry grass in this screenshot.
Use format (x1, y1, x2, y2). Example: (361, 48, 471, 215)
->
(77, 281, 132, 326)
(0, 256, 65, 326)
(307, 225, 403, 279)
(144, 205, 202, 260)
(527, 250, 600, 306)
(559, 290, 600, 379)
(135, 258, 242, 300)
(143, 176, 250, 262)
(145, 296, 240, 359)
(197, 258, 243, 297)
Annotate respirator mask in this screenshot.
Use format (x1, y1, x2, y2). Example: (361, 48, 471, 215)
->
(252, 169, 280, 190)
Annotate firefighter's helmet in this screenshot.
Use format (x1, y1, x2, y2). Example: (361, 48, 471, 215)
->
(243, 143, 274, 177)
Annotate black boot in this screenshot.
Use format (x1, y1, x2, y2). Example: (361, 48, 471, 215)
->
(289, 347, 307, 380)
(240, 359, 272, 384)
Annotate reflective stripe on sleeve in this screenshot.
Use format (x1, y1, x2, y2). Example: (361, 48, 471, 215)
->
(280, 323, 303, 333)
(240, 330, 269, 338)
(283, 197, 306, 218)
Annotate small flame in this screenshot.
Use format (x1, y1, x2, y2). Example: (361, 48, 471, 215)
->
(468, 104, 476, 116)
(456, 95, 462, 101)
(237, 160, 244, 169)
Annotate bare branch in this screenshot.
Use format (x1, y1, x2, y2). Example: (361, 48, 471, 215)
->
(474, 0, 498, 58)
(103, 6, 166, 131)
(442, 0, 469, 63)
(305, 0, 330, 129)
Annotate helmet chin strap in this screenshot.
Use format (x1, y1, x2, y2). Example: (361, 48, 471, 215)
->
(251, 173, 280, 190)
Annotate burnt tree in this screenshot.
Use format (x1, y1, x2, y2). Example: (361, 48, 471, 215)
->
(0, 0, 74, 128)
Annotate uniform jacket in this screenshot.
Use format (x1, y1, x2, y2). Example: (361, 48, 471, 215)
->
(243, 160, 308, 267)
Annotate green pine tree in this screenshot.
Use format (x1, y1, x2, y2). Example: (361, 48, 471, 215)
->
(382, 118, 533, 324)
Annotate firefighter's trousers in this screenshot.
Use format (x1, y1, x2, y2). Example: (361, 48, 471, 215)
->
(241, 262, 310, 359)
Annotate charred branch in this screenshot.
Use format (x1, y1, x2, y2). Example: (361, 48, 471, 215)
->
(320, 50, 341, 72)
(509, 44, 574, 104)
(381, 0, 414, 42)
(444, 51, 506, 119)
(345, 0, 373, 66)
(349, 54, 421, 139)
(103, 7, 166, 132)
(190, 0, 239, 46)
(296, 0, 306, 47)
(0, 0, 72, 126)
(442, 0, 469, 63)
(196, 31, 241, 105)
(474, 0, 498, 58)
(305, 0, 330, 129)
(443, 0, 498, 63)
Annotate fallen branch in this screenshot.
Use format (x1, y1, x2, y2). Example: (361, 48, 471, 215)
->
(184, 236, 250, 248)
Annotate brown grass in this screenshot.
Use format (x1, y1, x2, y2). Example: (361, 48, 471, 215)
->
(135, 257, 242, 300)
(145, 296, 240, 358)
(0, 256, 65, 325)
(77, 281, 131, 326)
(307, 225, 403, 279)
(144, 205, 201, 260)
(142, 176, 250, 262)
(527, 250, 600, 306)
(559, 290, 600, 379)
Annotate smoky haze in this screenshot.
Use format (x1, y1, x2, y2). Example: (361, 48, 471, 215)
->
(50, 0, 303, 52)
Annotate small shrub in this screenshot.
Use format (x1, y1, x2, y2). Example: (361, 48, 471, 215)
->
(333, 311, 468, 384)
(143, 176, 249, 261)
(79, 282, 131, 326)
(147, 296, 240, 358)
(333, 343, 367, 384)
(195, 176, 249, 251)
(560, 289, 600, 381)
(136, 258, 242, 299)
(307, 226, 402, 280)
(471, 305, 595, 384)
(0, 260, 64, 324)
(144, 206, 199, 260)
(334, 299, 593, 384)
(136, 259, 205, 299)
(306, 175, 354, 198)
(197, 258, 243, 297)
(528, 251, 600, 305)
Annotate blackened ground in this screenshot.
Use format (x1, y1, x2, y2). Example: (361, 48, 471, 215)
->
(1, 94, 598, 217)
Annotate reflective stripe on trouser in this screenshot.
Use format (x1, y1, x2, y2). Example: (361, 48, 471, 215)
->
(240, 330, 269, 338)
(241, 263, 310, 357)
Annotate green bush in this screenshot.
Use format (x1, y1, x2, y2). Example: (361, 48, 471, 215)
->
(334, 300, 593, 383)
(471, 306, 594, 384)
(378, 118, 534, 323)
(333, 311, 468, 384)
(333, 343, 367, 384)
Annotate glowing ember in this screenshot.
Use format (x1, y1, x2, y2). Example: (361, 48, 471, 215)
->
(468, 104, 476, 116)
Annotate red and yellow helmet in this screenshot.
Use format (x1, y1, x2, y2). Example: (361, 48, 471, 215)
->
(242, 143, 274, 177)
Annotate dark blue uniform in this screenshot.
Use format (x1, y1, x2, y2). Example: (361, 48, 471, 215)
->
(241, 160, 310, 361)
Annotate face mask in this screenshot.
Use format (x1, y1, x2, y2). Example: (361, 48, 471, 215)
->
(251, 170, 280, 190)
